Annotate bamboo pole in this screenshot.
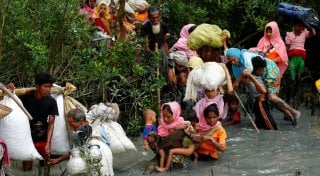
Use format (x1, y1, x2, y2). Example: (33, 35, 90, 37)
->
(155, 43, 161, 111)
(234, 91, 260, 133)
(0, 82, 33, 120)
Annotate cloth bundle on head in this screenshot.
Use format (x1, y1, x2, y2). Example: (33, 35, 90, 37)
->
(158, 102, 185, 137)
(127, 0, 149, 12)
(188, 56, 204, 69)
(172, 24, 198, 58)
(184, 62, 227, 101)
(169, 51, 188, 68)
(187, 23, 230, 51)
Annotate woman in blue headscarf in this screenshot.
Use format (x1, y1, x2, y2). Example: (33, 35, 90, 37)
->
(225, 48, 244, 79)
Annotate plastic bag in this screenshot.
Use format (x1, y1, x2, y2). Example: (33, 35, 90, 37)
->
(51, 94, 70, 155)
(184, 62, 227, 101)
(0, 95, 42, 160)
(87, 138, 114, 176)
(127, 0, 149, 12)
(102, 121, 136, 153)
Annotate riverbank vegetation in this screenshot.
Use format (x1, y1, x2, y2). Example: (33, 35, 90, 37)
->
(0, 0, 319, 136)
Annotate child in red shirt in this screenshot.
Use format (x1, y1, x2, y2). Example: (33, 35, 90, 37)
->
(222, 94, 241, 126)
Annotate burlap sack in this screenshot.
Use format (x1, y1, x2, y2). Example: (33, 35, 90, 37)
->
(0, 104, 12, 119)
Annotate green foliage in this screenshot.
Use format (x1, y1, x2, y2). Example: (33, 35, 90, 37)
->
(149, 0, 319, 48)
(1, 0, 319, 137)
(0, 0, 164, 137)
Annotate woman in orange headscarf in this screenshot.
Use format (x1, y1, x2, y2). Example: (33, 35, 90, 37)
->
(92, 1, 113, 35)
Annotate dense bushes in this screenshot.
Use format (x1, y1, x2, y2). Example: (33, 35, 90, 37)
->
(1, 0, 319, 136)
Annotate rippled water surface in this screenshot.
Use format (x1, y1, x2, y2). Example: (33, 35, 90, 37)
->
(114, 106, 320, 176)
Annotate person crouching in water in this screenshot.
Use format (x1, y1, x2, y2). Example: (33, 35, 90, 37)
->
(222, 94, 241, 126)
(155, 102, 196, 172)
(194, 103, 227, 161)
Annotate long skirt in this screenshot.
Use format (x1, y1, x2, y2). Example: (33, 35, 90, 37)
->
(254, 100, 278, 130)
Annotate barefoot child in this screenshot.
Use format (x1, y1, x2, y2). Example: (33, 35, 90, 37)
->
(143, 109, 157, 150)
(156, 102, 195, 172)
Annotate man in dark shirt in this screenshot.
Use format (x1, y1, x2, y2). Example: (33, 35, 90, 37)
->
(141, 6, 170, 52)
(8, 72, 58, 171)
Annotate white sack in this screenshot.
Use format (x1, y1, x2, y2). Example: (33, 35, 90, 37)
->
(87, 138, 114, 176)
(86, 103, 119, 123)
(101, 122, 126, 153)
(127, 0, 149, 12)
(102, 121, 136, 153)
(184, 62, 227, 101)
(125, 2, 136, 17)
(51, 94, 70, 155)
(0, 95, 42, 160)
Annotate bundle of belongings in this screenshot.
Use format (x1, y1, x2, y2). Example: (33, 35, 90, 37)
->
(0, 82, 135, 176)
(277, 2, 319, 29)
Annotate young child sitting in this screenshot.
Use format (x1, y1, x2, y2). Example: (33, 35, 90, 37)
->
(222, 94, 241, 126)
(143, 109, 157, 151)
(181, 109, 199, 161)
(195, 103, 227, 161)
(156, 102, 195, 172)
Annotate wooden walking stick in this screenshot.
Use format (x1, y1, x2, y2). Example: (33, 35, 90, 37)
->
(234, 91, 260, 133)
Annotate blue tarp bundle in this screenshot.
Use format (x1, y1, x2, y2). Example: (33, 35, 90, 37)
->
(277, 2, 319, 29)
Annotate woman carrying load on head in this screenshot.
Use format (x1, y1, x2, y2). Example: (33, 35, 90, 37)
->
(187, 23, 230, 63)
(171, 24, 198, 60)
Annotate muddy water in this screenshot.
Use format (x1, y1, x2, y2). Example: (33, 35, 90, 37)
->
(8, 105, 320, 176)
(113, 106, 320, 176)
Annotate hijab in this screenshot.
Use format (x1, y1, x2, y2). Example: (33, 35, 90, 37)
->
(172, 24, 198, 58)
(92, 1, 112, 21)
(158, 102, 185, 137)
(225, 48, 245, 79)
(197, 101, 222, 132)
(250, 21, 288, 76)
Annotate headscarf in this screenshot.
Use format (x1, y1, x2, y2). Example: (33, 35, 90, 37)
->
(188, 56, 204, 69)
(158, 102, 185, 137)
(92, 1, 112, 21)
(135, 10, 148, 23)
(169, 51, 188, 67)
(187, 23, 230, 51)
(0, 137, 10, 167)
(225, 48, 245, 79)
(196, 101, 223, 132)
(172, 24, 198, 58)
(250, 21, 288, 76)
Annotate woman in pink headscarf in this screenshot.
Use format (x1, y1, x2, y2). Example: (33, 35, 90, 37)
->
(250, 21, 288, 76)
(171, 24, 198, 59)
(194, 102, 227, 161)
(155, 101, 195, 172)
